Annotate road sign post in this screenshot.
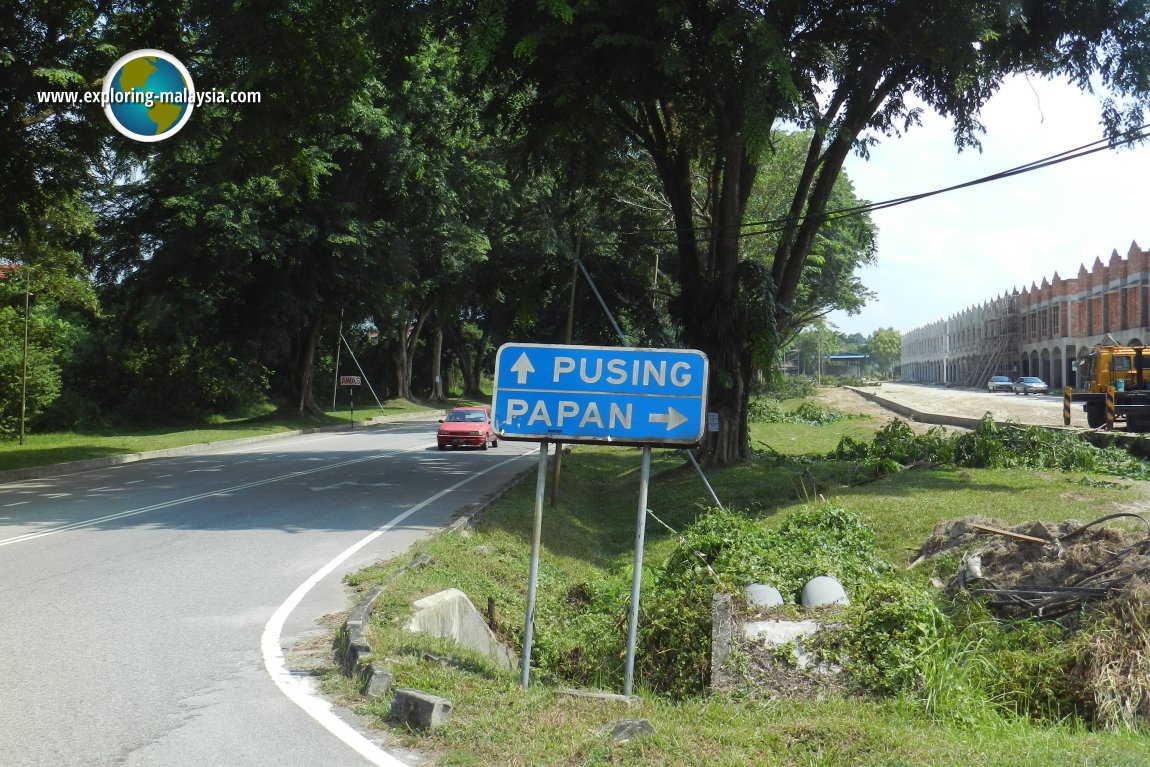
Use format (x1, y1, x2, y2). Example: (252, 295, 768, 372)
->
(340, 376, 361, 426)
(519, 442, 549, 688)
(623, 446, 652, 696)
(493, 343, 708, 694)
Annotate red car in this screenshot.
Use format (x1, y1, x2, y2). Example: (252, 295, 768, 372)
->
(437, 406, 498, 450)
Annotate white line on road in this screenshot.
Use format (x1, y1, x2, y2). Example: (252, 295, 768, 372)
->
(0, 448, 432, 548)
(261, 450, 532, 767)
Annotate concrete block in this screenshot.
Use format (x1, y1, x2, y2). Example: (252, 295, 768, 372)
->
(709, 592, 735, 690)
(360, 663, 393, 699)
(389, 688, 452, 731)
(405, 588, 517, 671)
(602, 719, 655, 743)
(557, 688, 641, 707)
(743, 619, 820, 668)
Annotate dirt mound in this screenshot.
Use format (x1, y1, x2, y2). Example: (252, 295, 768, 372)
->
(916, 514, 1150, 727)
(914, 514, 1150, 619)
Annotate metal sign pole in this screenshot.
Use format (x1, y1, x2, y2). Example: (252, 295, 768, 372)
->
(520, 442, 549, 688)
(623, 446, 652, 696)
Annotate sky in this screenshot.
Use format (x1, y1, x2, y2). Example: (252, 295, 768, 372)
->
(826, 75, 1150, 337)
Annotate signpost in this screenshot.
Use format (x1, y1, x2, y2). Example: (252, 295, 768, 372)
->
(492, 343, 708, 694)
(339, 375, 361, 425)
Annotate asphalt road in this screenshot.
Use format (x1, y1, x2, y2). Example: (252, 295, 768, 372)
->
(0, 420, 535, 767)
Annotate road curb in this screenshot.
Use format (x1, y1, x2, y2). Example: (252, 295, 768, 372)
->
(845, 386, 988, 429)
(845, 386, 1150, 456)
(0, 409, 445, 485)
(335, 457, 536, 687)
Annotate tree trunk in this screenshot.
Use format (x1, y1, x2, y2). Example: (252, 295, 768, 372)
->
(665, 128, 757, 466)
(394, 308, 430, 402)
(431, 327, 445, 400)
(682, 281, 754, 467)
(293, 310, 323, 418)
(394, 326, 413, 401)
(448, 322, 488, 397)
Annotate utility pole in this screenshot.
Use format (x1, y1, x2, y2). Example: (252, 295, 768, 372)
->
(551, 239, 580, 508)
(19, 266, 30, 445)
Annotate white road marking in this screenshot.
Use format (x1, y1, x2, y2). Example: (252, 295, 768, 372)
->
(0, 448, 432, 548)
(261, 451, 529, 767)
(310, 481, 396, 492)
(4, 501, 29, 507)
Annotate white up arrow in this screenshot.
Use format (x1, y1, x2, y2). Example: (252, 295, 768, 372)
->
(510, 352, 535, 384)
(648, 406, 688, 430)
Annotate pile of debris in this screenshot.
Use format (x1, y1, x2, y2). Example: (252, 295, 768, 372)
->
(911, 514, 1150, 620)
(913, 514, 1150, 728)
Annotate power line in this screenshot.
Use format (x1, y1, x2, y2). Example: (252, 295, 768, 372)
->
(638, 123, 1150, 245)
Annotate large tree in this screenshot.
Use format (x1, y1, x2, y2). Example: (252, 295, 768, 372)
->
(867, 327, 902, 379)
(95, 1, 432, 417)
(744, 131, 877, 347)
(469, 0, 1150, 464)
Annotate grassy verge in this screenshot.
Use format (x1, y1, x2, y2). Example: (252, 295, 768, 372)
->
(0, 398, 439, 473)
(330, 399, 1150, 765)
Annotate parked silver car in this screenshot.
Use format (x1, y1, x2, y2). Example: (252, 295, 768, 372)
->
(1012, 376, 1048, 395)
(987, 375, 1013, 393)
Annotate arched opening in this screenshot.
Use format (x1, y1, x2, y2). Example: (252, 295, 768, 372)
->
(1040, 348, 1051, 385)
(1052, 347, 1063, 389)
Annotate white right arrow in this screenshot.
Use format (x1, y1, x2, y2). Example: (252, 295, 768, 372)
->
(510, 352, 535, 384)
(648, 407, 688, 431)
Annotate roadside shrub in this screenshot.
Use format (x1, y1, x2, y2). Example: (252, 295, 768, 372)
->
(658, 503, 886, 600)
(911, 595, 1086, 725)
(637, 503, 889, 696)
(533, 576, 630, 684)
(540, 504, 892, 698)
(830, 414, 1150, 481)
(787, 401, 845, 425)
(748, 396, 851, 425)
(825, 578, 945, 696)
(747, 397, 785, 423)
(760, 375, 817, 401)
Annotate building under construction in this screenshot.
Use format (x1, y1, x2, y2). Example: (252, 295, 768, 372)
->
(902, 242, 1150, 390)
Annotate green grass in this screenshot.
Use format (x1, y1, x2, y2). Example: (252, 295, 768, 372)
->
(0, 398, 439, 473)
(335, 405, 1150, 766)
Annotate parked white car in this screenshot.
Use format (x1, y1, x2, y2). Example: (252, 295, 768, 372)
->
(1012, 376, 1049, 395)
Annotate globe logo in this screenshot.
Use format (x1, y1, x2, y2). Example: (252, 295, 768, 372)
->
(102, 49, 195, 142)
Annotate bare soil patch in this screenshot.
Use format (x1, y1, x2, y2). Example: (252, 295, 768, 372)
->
(815, 387, 954, 435)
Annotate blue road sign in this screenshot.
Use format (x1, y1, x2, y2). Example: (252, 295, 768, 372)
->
(491, 343, 709, 447)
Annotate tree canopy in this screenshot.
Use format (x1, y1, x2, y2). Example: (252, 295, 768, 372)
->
(465, 0, 1150, 463)
(5, 1, 1150, 463)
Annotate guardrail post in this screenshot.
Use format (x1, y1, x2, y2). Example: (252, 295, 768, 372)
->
(1106, 386, 1116, 431)
(1063, 386, 1072, 426)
